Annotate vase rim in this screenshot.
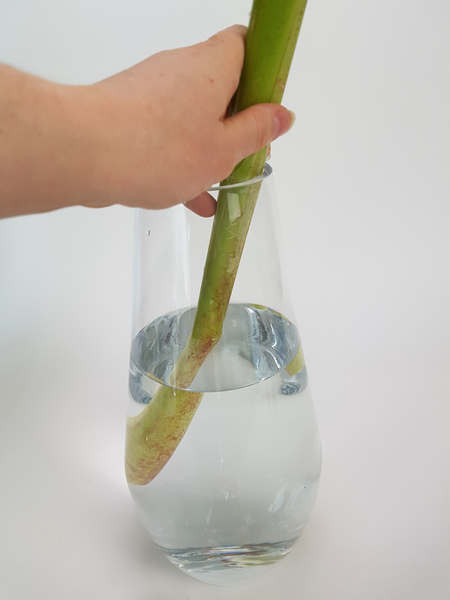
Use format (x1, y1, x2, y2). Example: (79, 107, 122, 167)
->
(209, 163, 272, 191)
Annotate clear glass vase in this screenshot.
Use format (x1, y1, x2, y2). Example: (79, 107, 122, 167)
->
(126, 164, 322, 585)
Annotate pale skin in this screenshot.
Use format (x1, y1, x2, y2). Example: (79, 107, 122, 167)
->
(0, 25, 294, 220)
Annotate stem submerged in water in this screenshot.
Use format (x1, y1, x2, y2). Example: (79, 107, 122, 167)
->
(125, 0, 309, 486)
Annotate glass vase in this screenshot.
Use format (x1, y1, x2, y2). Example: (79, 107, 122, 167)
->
(126, 164, 322, 585)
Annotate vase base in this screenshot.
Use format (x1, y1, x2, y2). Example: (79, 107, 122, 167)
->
(157, 537, 299, 585)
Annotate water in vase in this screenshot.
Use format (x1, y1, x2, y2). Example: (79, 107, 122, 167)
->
(127, 304, 322, 585)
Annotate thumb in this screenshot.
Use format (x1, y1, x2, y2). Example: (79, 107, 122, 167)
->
(223, 104, 295, 162)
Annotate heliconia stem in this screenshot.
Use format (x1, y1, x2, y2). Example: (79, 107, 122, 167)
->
(125, 0, 309, 486)
(125, 385, 203, 486)
(285, 345, 306, 376)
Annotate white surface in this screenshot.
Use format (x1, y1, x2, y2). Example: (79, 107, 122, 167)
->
(0, 1, 449, 598)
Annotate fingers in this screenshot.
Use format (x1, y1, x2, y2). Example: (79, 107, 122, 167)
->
(203, 26, 247, 97)
(184, 192, 217, 218)
(207, 24, 247, 45)
(223, 104, 296, 163)
(183, 106, 294, 217)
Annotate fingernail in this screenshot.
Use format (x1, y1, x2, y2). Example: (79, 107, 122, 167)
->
(273, 109, 296, 140)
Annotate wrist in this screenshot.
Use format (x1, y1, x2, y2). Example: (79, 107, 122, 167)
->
(69, 80, 158, 210)
(0, 67, 103, 217)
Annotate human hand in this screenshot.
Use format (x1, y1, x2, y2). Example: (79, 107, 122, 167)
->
(85, 25, 295, 216)
(0, 26, 295, 219)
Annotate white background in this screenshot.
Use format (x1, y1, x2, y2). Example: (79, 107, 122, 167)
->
(0, 1, 449, 598)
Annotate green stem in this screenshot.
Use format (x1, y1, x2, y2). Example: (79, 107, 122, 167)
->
(125, 0, 309, 486)
(233, 0, 308, 110)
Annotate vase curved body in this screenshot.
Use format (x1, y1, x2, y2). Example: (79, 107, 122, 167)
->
(126, 165, 322, 585)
